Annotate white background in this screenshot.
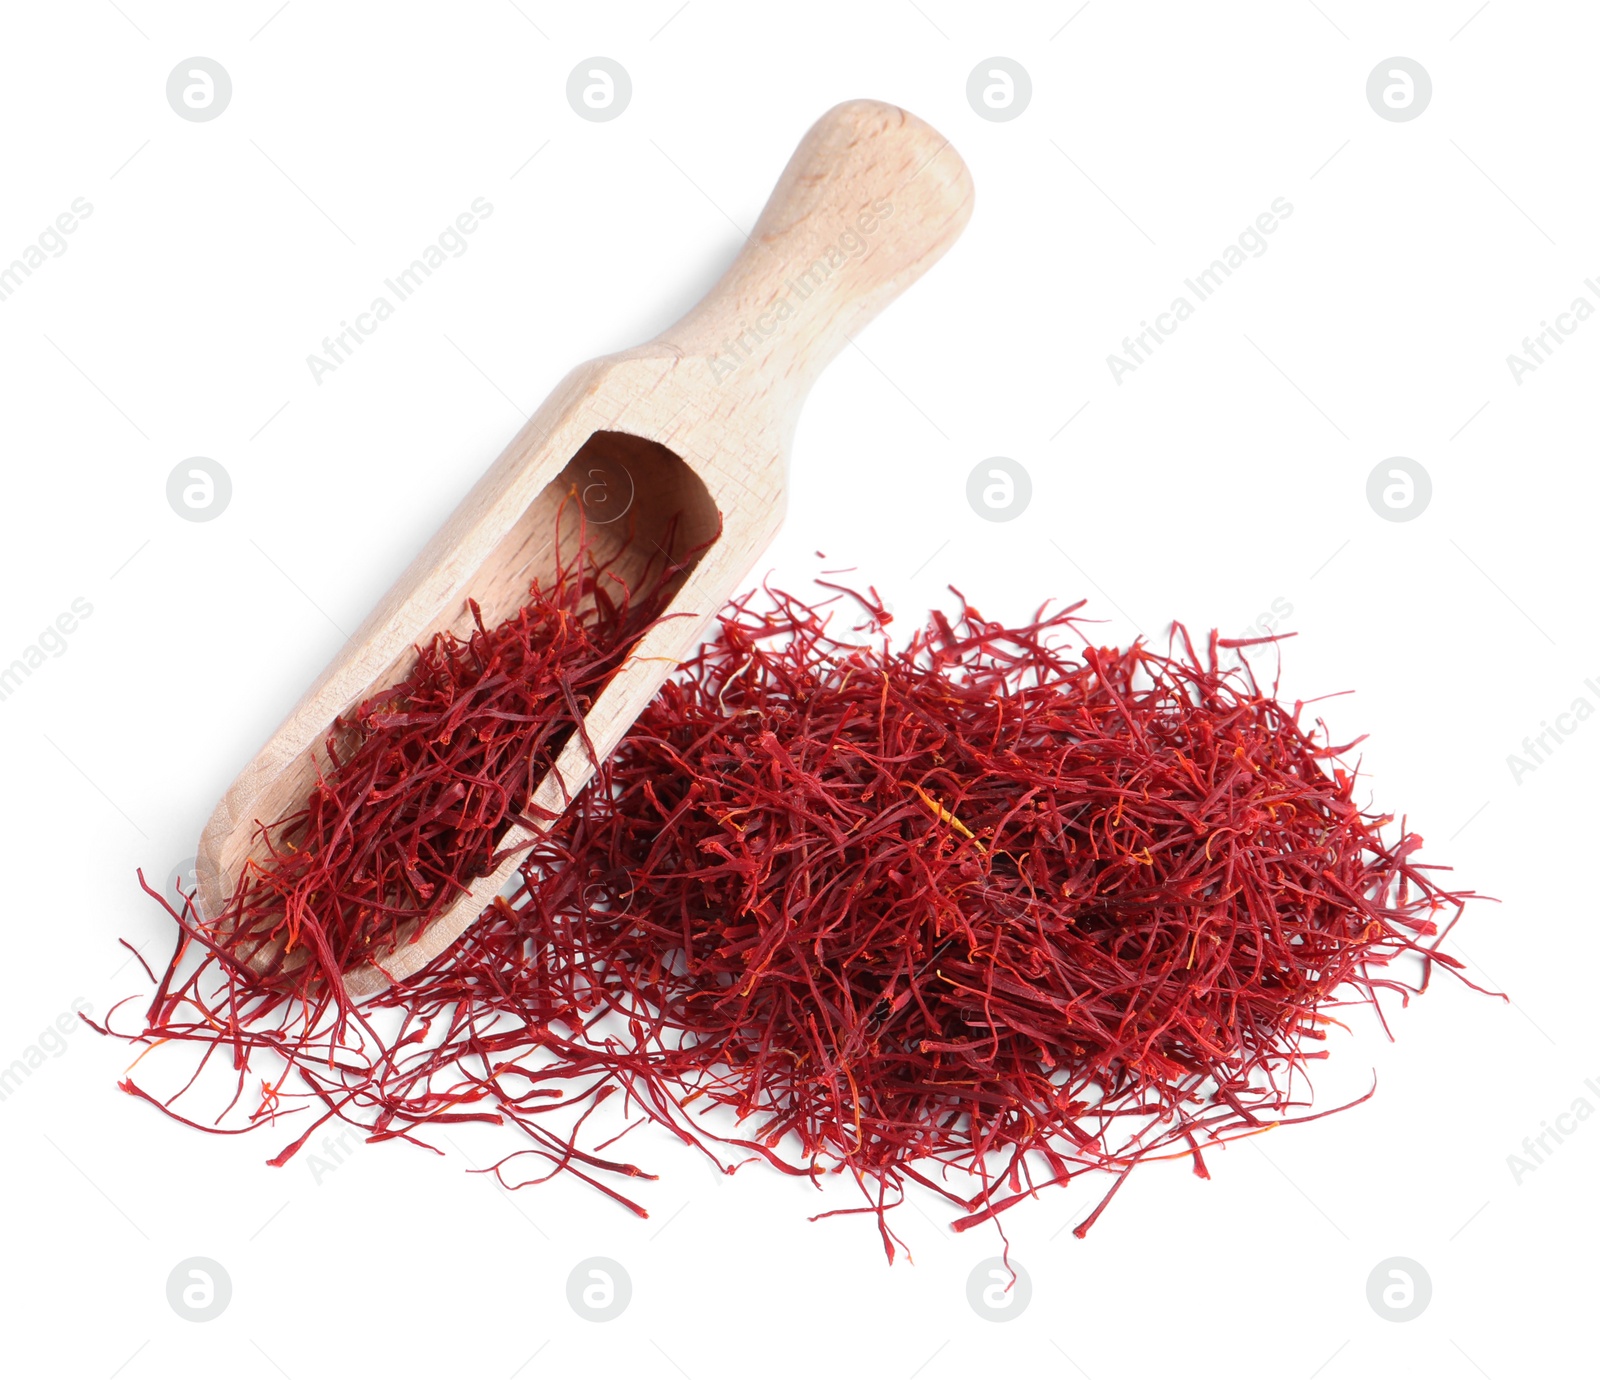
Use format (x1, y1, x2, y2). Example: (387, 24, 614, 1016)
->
(0, 2, 1594, 1376)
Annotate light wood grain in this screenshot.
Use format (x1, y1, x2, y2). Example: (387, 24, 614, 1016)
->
(195, 98, 974, 996)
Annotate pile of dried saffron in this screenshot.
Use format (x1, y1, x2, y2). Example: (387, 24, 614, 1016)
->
(107, 523, 685, 1195)
(106, 577, 1479, 1251)
(501, 586, 1478, 1245)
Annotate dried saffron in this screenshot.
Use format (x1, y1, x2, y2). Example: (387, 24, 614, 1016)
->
(106, 567, 1487, 1254)
(208, 509, 684, 996)
(503, 584, 1485, 1251)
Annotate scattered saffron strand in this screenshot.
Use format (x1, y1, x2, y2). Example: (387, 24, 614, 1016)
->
(103, 565, 1492, 1256)
(506, 583, 1491, 1244)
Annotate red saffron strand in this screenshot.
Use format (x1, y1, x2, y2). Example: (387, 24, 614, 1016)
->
(103, 561, 1491, 1254)
(505, 582, 1489, 1243)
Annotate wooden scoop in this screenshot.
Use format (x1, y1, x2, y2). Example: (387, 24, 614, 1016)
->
(196, 98, 974, 997)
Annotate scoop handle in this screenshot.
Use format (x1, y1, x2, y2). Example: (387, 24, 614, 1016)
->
(651, 99, 973, 398)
